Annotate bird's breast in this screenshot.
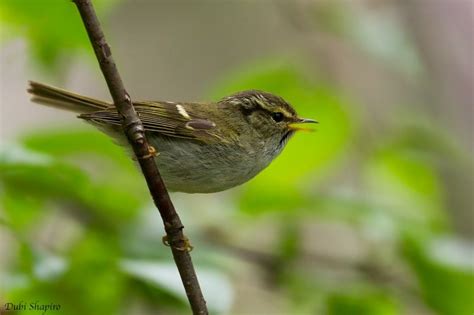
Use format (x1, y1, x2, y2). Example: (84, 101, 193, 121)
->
(149, 136, 278, 193)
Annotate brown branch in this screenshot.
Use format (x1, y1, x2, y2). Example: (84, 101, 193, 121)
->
(71, 1, 208, 313)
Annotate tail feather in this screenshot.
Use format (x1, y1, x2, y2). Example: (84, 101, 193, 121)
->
(28, 81, 110, 114)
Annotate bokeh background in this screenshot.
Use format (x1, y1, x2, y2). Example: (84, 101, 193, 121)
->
(1, 1, 473, 314)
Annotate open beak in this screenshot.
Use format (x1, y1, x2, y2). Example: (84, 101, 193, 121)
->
(288, 117, 318, 131)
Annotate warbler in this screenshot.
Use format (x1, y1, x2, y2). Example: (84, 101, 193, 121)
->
(28, 81, 317, 193)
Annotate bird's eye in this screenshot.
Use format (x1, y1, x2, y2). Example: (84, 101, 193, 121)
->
(271, 112, 284, 122)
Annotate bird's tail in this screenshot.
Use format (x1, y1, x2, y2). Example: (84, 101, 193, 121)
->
(27, 81, 109, 114)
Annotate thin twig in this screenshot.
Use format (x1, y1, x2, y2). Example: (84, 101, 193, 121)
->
(71, 1, 208, 313)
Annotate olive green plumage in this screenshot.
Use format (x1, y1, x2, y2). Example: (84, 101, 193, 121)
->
(28, 81, 316, 193)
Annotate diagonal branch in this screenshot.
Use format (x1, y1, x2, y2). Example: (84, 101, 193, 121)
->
(71, 1, 208, 313)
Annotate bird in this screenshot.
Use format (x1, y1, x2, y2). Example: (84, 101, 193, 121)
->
(28, 81, 317, 193)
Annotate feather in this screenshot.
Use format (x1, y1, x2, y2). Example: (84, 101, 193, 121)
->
(78, 101, 222, 143)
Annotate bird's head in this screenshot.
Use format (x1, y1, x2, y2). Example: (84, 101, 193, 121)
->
(221, 90, 317, 149)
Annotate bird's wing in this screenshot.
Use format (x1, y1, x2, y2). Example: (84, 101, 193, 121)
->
(78, 101, 232, 144)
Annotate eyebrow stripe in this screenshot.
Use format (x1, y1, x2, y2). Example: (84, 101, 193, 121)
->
(250, 96, 293, 118)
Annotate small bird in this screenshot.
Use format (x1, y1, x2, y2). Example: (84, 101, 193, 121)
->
(28, 81, 317, 193)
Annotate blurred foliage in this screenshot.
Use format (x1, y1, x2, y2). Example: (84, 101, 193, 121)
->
(0, 0, 118, 69)
(404, 237, 474, 315)
(1, 0, 472, 313)
(310, 1, 421, 75)
(1, 57, 472, 315)
(0, 129, 229, 314)
(212, 62, 352, 216)
(365, 133, 449, 235)
(327, 291, 399, 315)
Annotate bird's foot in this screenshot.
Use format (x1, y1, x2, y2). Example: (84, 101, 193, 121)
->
(142, 145, 159, 159)
(134, 145, 159, 160)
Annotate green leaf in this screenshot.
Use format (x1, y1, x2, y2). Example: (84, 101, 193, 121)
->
(121, 259, 233, 314)
(21, 128, 135, 172)
(60, 232, 124, 315)
(21, 128, 146, 202)
(0, 144, 144, 229)
(404, 237, 474, 315)
(0, 0, 119, 69)
(364, 137, 449, 235)
(4, 231, 126, 315)
(327, 291, 399, 315)
(1, 188, 45, 232)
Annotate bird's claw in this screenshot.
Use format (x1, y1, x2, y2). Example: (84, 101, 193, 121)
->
(134, 145, 159, 160)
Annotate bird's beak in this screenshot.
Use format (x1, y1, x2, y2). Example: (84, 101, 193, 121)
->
(297, 118, 318, 124)
(288, 117, 318, 131)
